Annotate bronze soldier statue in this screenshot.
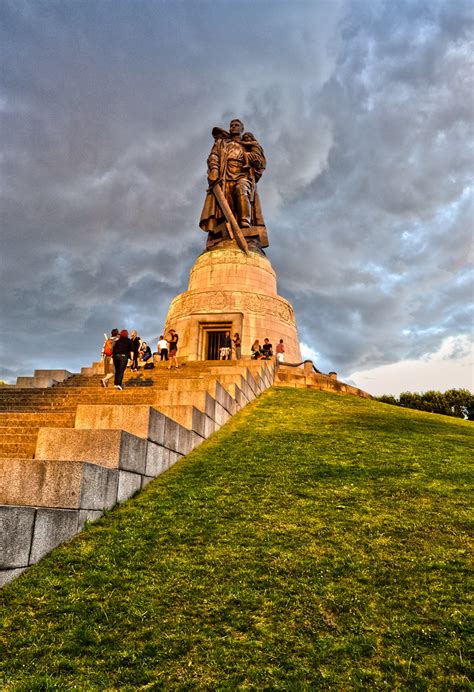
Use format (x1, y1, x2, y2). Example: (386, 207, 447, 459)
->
(200, 119, 269, 254)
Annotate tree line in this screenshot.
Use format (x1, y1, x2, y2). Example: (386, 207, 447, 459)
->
(376, 389, 474, 420)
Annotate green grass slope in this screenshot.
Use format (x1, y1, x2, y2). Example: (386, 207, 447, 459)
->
(1, 388, 472, 690)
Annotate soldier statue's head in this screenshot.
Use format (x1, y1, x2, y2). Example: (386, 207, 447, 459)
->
(229, 119, 244, 137)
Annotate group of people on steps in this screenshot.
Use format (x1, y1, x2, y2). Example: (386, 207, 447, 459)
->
(101, 328, 179, 390)
(251, 338, 285, 362)
(101, 328, 285, 390)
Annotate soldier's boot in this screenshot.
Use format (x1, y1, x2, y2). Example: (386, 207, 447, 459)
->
(236, 190, 251, 228)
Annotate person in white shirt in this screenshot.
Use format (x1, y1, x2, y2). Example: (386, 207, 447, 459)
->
(157, 335, 168, 361)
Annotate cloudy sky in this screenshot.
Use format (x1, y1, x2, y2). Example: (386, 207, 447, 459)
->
(1, 0, 473, 395)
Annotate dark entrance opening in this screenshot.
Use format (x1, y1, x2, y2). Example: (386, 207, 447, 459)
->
(203, 323, 232, 360)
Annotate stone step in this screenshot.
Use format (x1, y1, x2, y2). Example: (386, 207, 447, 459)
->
(0, 442, 37, 459)
(192, 362, 252, 367)
(75, 403, 215, 441)
(36, 413, 199, 465)
(201, 372, 256, 388)
(0, 423, 45, 459)
(225, 382, 250, 407)
(0, 431, 39, 442)
(0, 391, 70, 398)
(1, 385, 72, 392)
(0, 396, 70, 404)
(35, 428, 149, 471)
(156, 405, 217, 438)
(58, 378, 171, 388)
(1, 393, 194, 405)
(1, 504, 89, 586)
(0, 398, 74, 404)
(2, 377, 222, 395)
(1, 380, 239, 398)
(0, 413, 76, 426)
(0, 406, 77, 413)
(57, 365, 245, 385)
(4, 369, 255, 395)
(0, 458, 118, 511)
(166, 377, 246, 409)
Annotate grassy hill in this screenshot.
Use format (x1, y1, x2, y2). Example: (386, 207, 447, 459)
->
(1, 388, 472, 689)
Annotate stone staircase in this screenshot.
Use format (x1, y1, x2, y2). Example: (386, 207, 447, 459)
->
(0, 359, 276, 586)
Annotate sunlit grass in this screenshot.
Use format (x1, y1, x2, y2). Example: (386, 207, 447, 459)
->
(1, 388, 472, 689)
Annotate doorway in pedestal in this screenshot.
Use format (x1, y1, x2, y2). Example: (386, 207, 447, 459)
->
(202, 323, 232, 360)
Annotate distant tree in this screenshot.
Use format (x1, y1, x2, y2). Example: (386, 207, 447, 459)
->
(377, 389, 473, 420)
(376, 394, 398, 406)
(421, 390, 452, 416)
(399, 391, 424, 412)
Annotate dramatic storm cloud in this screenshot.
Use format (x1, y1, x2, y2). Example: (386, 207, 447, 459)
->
(1, 0, 472, 394)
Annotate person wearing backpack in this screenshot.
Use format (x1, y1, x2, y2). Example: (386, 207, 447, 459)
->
(112, 330, 134, 390)
(101, 328, 119, 388)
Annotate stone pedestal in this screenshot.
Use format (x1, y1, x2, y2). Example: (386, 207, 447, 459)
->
(164, 247, 302, 362)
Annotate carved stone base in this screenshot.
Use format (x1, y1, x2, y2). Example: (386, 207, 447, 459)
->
(164, 248, 302, 362)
